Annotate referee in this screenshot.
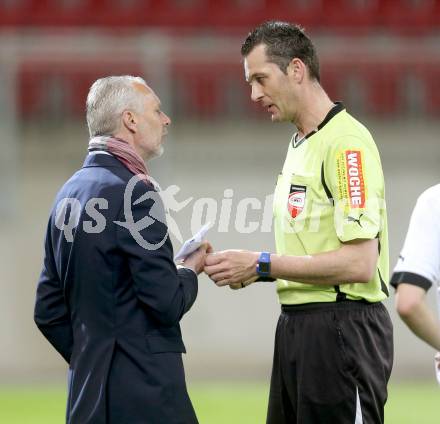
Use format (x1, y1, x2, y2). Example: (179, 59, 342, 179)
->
(204, 21, 393, 423)
(391, 185, 440, 355)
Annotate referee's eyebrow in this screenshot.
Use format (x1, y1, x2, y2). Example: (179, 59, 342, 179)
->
(246, 73, 262, 84)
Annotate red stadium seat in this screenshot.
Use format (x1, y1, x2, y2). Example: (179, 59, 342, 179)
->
(1, 0, 439, 33)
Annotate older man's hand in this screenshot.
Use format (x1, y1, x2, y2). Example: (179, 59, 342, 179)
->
(204, 249, 260, 288)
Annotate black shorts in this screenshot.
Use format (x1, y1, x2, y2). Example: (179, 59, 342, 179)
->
(267, 300, 393, 424)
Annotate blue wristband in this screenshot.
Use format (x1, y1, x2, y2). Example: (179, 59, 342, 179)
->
(256, 252, 271, 277)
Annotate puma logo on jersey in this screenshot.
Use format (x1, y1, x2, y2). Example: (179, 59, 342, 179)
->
(347, 214, 364, 227)
(345, 151, 365, 208)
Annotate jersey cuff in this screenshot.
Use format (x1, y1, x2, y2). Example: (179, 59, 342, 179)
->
(390, 271, 432, 291)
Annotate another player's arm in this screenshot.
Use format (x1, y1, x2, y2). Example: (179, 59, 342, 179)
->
(392, 188, 440, 351)
(395, 283, 440, 351)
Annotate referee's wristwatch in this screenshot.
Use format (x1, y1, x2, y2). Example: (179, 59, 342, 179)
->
(256, 252, 275, 282)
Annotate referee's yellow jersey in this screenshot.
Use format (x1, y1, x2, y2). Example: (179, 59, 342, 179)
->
(273, 103, 389, 305)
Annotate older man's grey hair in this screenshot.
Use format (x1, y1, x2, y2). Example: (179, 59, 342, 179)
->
(86, 75, 147, 137)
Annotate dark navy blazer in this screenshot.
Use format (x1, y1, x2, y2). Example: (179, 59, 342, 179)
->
(34, 153, 199, 424)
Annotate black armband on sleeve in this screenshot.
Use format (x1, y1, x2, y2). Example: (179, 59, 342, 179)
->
(390, 272, 432, 291)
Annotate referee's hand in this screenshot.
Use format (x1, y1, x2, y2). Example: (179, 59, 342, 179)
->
(204, 249, 259, 288)
(229, 277, 259, 290)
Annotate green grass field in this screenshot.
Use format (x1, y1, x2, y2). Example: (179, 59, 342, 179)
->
(0, 382, 438, 423)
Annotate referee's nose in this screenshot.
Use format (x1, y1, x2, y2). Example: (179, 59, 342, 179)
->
(251, 83, 264, 103)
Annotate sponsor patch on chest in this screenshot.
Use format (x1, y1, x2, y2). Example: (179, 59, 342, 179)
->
(287, 184, 306, 218)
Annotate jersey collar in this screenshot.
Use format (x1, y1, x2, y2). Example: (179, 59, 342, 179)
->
(291, 102, 345, 148)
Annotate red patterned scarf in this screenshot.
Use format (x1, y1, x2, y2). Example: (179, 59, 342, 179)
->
(88, 136, 149, 182)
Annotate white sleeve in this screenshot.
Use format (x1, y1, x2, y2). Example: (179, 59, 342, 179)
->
(391, 185, 440, 290)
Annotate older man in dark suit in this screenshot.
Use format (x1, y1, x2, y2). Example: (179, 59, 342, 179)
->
(34, 76, 208, 424)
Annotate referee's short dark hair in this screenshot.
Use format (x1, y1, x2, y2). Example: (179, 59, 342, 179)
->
(241, 21, 320, 82)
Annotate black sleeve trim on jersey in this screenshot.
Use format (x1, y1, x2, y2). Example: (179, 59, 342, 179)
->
(378, 269, 389, 297)
(390, 272, 432, 291)
(321, 162, 334, 205)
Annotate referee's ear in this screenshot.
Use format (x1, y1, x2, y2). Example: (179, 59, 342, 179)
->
(286, 58, 307, 84)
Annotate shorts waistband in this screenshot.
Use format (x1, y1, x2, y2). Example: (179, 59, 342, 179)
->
(281, 299, 379, 313)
